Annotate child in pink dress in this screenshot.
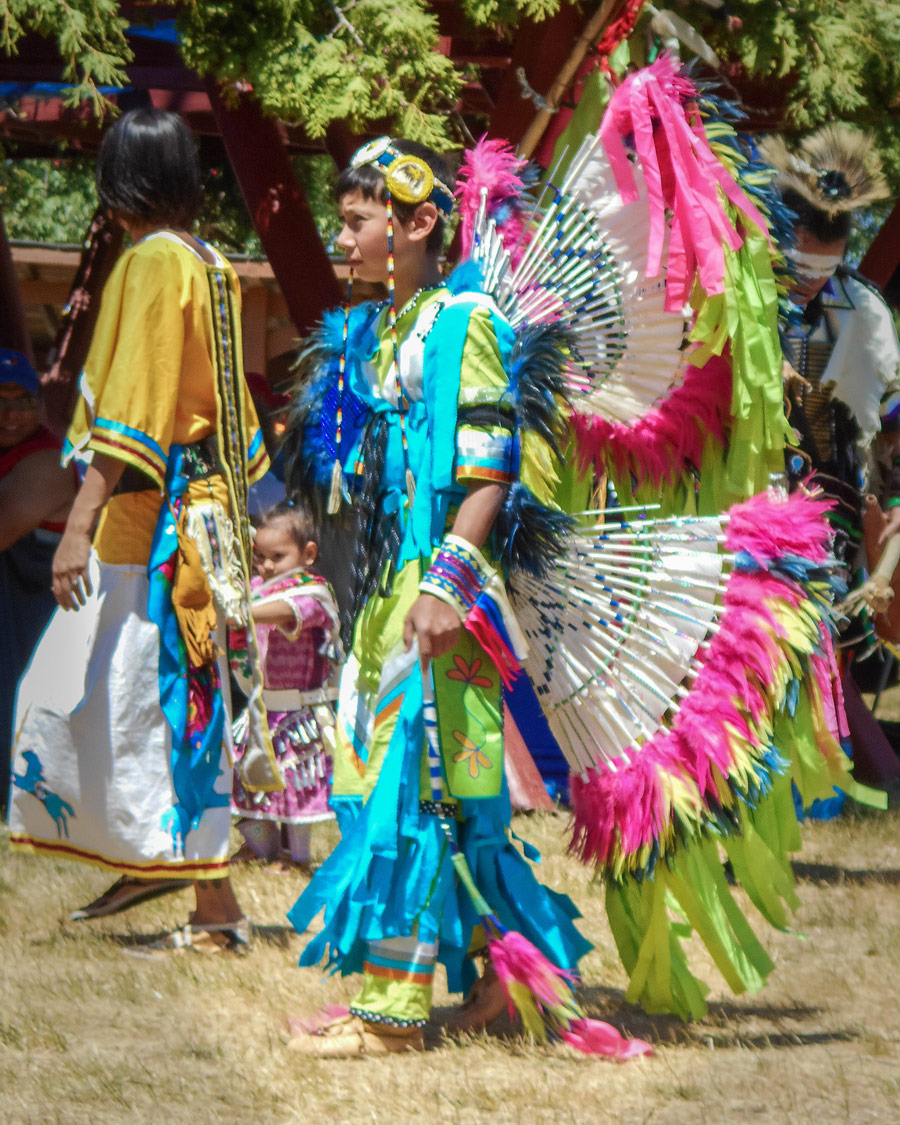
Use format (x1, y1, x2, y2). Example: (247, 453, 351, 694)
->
(230, 501, 341, 867)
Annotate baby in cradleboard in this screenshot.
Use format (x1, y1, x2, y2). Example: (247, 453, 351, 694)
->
(229, 500, 341, 871)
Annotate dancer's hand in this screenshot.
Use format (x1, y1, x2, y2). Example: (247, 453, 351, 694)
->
(52, 528, 93, 610)
(403, 593, 460, 667)
(876, 501, 900, 550)
(50, 453, 125, 610)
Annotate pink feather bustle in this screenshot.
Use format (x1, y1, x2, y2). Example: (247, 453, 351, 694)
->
(572, 355, 732, 489)
(569, 490, 841, 875)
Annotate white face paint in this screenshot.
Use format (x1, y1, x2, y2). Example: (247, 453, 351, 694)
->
(788, 230, 848, 305)
(785, 248, 845, 280)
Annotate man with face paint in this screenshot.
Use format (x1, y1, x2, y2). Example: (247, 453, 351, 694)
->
(761, 126, 900, 563)
(762, 125, 900, 793)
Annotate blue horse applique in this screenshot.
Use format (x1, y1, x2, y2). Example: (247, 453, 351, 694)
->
(13, 750, 75, 838)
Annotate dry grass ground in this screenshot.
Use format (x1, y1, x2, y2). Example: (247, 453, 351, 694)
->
(3, 794, 900, 1123)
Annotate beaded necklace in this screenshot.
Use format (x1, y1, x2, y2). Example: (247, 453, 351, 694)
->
(331, 195, 442, 514)
(385, 197, 419, 507)
(327, 270, 354, 515)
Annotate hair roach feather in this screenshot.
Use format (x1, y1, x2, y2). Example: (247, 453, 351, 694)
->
(759, 125, 889, 216)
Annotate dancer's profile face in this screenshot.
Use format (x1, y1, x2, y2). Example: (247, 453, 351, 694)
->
(336, 188, 391, 285)
(253, 521, 316, 580)
(336, 188, 424, 287)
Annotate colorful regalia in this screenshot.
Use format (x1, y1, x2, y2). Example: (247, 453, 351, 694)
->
(289, 59, 883, 1039)
(449, 58, 885, 1026)
(9, 232, 277, 878)
(452, 59, 883, 1021)
(286, 276, 592, 1032)
(230, 569, 341, 829)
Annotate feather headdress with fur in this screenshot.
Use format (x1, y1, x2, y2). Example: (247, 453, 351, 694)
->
(759, 124, 888, 215)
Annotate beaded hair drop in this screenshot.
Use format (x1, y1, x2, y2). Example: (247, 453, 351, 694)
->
(386, 195, 417, 508)
(327, 270, 354, 515)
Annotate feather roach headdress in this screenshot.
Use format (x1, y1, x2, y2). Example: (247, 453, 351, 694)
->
(759, 125, 889, 216)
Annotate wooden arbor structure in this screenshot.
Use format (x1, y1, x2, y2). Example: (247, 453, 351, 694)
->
(2, 0, 899, 428)
(0, 1, 613, 430)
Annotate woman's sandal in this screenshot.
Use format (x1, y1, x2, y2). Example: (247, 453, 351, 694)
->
(69, 876, 191, 921)
(121, 918, 252, 960)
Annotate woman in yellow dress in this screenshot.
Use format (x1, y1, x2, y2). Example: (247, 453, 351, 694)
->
(9, 109, 274, 951)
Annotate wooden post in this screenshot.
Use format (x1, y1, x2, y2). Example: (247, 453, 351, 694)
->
(859, 198, 900, 300)
(516, 0, 626, 160)
(324, 121, 364, 172)
(206, 83, 341, 336)
(0, 205, 35, 363)
(240, 284, 269, 377)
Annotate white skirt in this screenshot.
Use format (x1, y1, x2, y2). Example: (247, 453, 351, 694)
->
(8, 554, 232, 878)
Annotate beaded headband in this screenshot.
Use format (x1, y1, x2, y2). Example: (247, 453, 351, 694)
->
(350, 137, 454, 217)
(327, 138, 448, 515)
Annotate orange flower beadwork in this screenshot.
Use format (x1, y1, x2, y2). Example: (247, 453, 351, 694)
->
(452, 731, 492, 778)
(445, 655, 494, 689)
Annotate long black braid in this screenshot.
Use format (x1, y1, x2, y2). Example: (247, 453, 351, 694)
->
(342, 413, 402, 651)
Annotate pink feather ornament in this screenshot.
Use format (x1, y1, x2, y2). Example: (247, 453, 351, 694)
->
(572, 355, 732, 488)
(724, 488, 833, 565)
(560, 1021, 654, 1060)
(568, 491, 841, 874)
(456, 136, 532, 265)
(487, 928, 652, 1058)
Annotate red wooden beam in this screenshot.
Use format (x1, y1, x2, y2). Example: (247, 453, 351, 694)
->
(206, 82, 341, 336)
(485, 2, 584, 146)
(0, 205, 35, 363)
(324, 121, 364, 171)
(859, 198, 900, 298)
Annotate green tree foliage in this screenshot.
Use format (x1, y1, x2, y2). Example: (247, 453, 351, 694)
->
(2, 2, 566, 149)
(0, 157, 97, 242)
(5, 2, 900, 198)
(0, 150, 337, 255)
(680, 0, 900, 189)
(176, 1, 464, 150)
(1, 1, 131, 110)
(459, 0, 563, 26)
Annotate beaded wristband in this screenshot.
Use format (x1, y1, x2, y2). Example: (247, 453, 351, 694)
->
(419, 534, 492, 621)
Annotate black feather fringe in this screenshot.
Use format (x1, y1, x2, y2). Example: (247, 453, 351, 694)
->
(505, 320, 571, 457)
(493, 481, 575, 579)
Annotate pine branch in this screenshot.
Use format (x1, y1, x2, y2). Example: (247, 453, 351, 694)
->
(3, 0, 131, 113)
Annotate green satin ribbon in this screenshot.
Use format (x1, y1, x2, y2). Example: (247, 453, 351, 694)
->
(691, 216, 794, 506)
(607, 832, 779, 1021)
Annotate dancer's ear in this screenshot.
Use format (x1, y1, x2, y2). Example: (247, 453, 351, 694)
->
(403, 201, 439, 244)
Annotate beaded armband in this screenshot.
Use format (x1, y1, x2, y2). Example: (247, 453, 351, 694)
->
(419, 534, 529, 688)
(419, 534, 491, 620)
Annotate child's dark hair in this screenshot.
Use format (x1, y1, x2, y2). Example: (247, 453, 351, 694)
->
(96, 108, 202, 229)
(337, 139, 454, 254)
(261, 499, 319, 549)
(783, 188, 853, 244)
